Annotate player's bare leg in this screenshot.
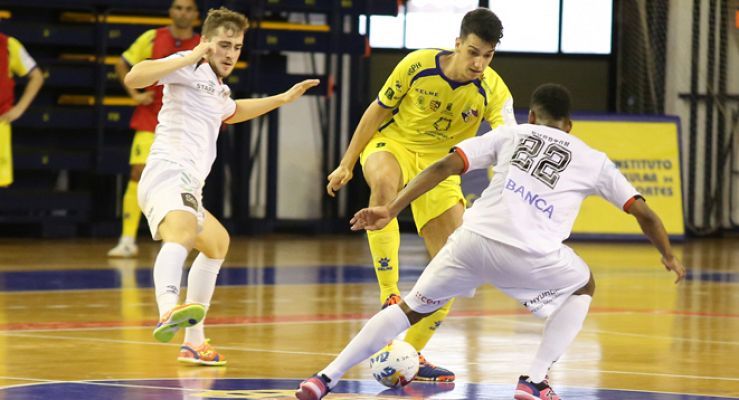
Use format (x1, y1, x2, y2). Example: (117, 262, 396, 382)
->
(363, 151, 404, 305)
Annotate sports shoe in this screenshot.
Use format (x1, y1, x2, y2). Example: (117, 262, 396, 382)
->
(295, 374, 331, 400)
(153, 304, 206, 343)
(107, 239, 138, 258)
(415, 353, 455, 382)
(178, 339, 227, 366)
(514, 375, 560, 400)
(381, 293, 401, 309)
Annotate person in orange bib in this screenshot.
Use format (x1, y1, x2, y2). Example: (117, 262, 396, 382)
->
(108, 0, 200, 257)
(0, 32, 44, 188)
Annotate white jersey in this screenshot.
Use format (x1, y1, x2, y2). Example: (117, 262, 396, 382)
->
(148, 51, 237, 182)
(455, 123, 639, 255)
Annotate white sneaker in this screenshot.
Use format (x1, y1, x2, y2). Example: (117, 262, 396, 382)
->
(107, 239, 138, 257)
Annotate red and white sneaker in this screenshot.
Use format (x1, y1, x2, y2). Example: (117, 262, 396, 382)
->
(514, 375, 560, 400)
(295, 374, 331, 400)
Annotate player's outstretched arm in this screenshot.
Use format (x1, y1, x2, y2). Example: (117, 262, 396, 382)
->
(350, 152, 465, 231)
(224, 79, 320, 124)
(124, 41, 214, 89)
(627, 198, 686, 283)
(326, 101, 393, 197)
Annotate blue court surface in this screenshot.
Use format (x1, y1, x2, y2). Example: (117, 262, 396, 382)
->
(1, 378, 734, 400)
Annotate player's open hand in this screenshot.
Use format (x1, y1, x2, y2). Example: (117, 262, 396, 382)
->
(662, 255, 686, 283)
(350, 206, 392, 231)
(282, 79, 320, 104)
(326, 165, 353, 197)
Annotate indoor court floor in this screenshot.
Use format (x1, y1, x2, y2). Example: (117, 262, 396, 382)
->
(0, 234, 737, 399)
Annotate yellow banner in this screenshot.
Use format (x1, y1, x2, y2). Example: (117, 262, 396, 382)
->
(570, 117, 684, 237)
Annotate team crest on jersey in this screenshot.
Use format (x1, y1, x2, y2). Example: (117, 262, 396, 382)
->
(416, 95, 426, 111)
(181, 193, 198, 211)
(461, 108, 479, 122)
(429, 100, 441, 112)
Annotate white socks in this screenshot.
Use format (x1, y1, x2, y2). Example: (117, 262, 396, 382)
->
(528, 294, 592, 383)
(184, 253, 224, 346)
(153, 242, 189, 317)
(320, 304, 411, 386)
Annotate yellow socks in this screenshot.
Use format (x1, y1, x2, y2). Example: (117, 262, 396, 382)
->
(404, 298, 455, 351)
(367, 218, 400, 303)
(121, 180, 142, 238)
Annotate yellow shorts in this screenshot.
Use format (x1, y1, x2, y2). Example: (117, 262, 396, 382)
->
(129, 130, 154, 165)
(360, 134, 465, 233)
(0, 122, 12, 187)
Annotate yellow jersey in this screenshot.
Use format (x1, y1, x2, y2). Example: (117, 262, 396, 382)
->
(376, 48, 515, 155)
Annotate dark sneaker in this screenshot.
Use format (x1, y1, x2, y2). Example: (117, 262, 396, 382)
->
(514, 375, 561, 400)
(414, 353, 455, 382)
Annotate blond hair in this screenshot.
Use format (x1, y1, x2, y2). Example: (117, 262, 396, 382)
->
(201, 7, 249, 38)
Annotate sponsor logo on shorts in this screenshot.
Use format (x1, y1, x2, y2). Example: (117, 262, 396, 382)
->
(522, 289, 559, 313)
(181, 193, 198, 211)
(376, 142, 386, 148)
(377, 257, 393, 271)
(415, 291, 442, 306)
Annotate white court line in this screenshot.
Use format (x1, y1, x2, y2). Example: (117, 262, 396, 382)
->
(2, 313, 738, 347)
(2, 322, 739, 385)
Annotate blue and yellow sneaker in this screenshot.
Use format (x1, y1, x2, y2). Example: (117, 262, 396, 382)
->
(178, 339, 227, 366)
(153, 304, 206, 343)
(415, 353, 455, 382)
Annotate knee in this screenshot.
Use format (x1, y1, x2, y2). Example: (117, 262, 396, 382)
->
(400, 301, 434, 325)
(212, 231, 230, 259)
(368, 183, 398, 206)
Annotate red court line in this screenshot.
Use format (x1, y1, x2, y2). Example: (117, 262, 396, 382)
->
(0, 307, 736, 332)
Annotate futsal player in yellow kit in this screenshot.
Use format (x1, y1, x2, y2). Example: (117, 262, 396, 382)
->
(326, 8, 516, 381)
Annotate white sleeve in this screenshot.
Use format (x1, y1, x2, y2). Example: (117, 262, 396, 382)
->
(453, 127, 508, 173)
(594, 158, 641, 211)
(157, 52, 194, 86)
(223, 97, 237, 121)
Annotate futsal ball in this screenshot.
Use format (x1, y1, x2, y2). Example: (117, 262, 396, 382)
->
(368, 339, 419, 388)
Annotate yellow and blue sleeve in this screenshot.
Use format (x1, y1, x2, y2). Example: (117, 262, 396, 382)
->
(121, 29, 156, 66)
(7, 37, 37, 77)
(376, 51, 425, 109)
(482, 69, 515, 129)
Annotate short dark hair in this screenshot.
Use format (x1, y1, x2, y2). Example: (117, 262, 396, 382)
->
(531, 84, 572, 120)
(460, 8, 503, 46)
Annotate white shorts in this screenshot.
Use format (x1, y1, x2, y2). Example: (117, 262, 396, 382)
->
(137, 159, 205, 240)
(403, 228, 591, 319)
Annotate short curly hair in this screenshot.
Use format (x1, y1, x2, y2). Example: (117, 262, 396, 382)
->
(531, 83, 572, 120)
